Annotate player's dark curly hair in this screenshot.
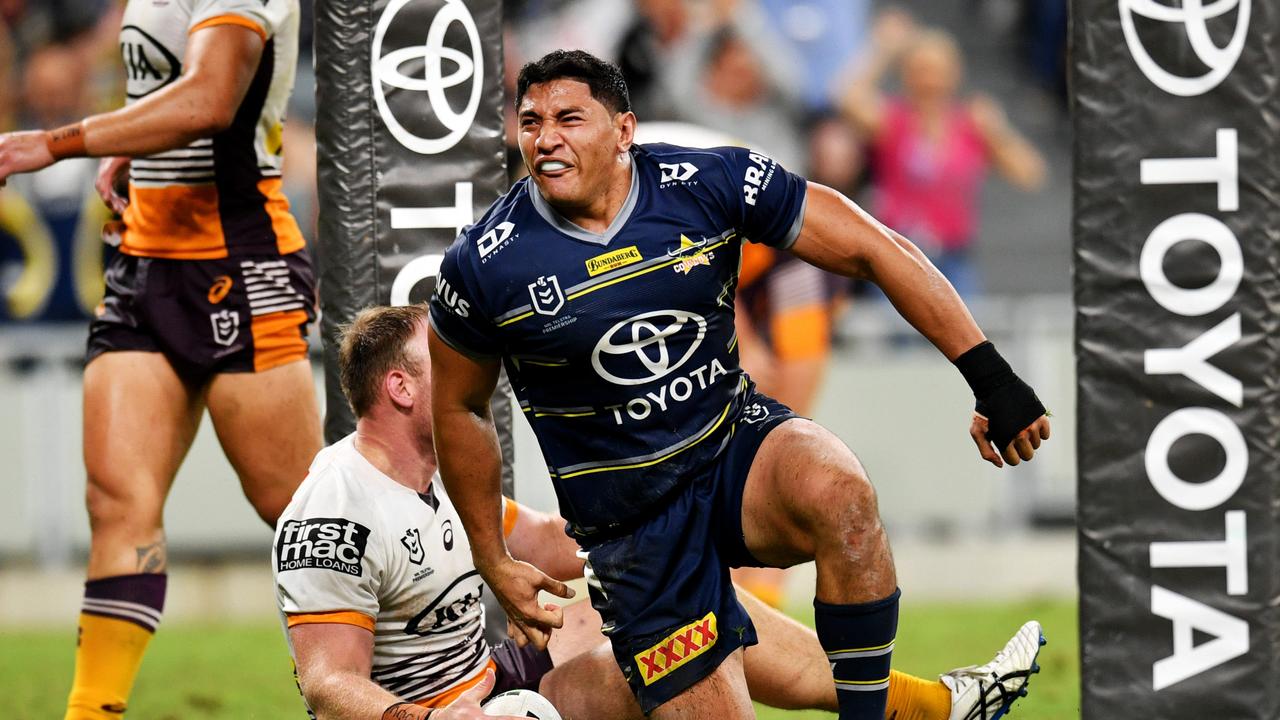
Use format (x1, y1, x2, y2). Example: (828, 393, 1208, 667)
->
(515, 49, 632, 114)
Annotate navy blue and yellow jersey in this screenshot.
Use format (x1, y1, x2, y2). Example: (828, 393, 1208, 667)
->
(429, 143, 808, 534)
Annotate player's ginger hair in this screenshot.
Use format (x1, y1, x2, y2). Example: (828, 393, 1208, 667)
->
(338, 304, 431, 417)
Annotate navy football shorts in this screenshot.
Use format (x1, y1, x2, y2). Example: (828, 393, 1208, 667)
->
(578, 387, 798, 712)
(87, 250, 316, 382)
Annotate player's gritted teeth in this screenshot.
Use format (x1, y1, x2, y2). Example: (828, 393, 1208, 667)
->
(536, 159, 572, 177)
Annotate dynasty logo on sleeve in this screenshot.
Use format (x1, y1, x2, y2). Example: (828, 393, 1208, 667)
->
(277, 518, 372, 576)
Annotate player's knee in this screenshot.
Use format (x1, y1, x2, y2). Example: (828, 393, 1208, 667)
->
(245, 482, 295, 527)
(803, 465, 883, 546)
(537, 667, 570, 708)
(85, 472, 163, 533)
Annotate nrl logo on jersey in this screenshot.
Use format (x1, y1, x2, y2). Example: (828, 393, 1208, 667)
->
(477, 221, 517, 262)
(529, 275, 565, 316)
(209, 309, 240, 346)
(670, 235, 714, 275)
(401, 528, 425, 565)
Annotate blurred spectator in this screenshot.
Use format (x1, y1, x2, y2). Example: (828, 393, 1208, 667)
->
(0, 42, 110, 321)
(807, 112, 868, 199)
(508, 0, 632, 75)
(759, 0, 870, 112)
(615, 0, 691, 118)
(840, 9, 1045, 298)
(0, 0, 107, 59)
(0, 21, 14, 131)
(1021, 0, 1068, 103)
(665, 0, 806, 170)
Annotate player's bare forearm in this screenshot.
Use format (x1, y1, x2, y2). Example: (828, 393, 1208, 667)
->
(789, 183, 986, 360)
(289, 624, 404, 720)
(302, 669, 408, 720)
(426, 327, 509, 570)
(436, 405, 507, 569)
(80, 24, 263, 158)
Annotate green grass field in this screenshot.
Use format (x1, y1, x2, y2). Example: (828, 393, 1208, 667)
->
(1, 598, 1077, 719)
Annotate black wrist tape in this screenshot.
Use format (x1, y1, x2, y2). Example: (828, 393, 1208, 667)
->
(953, 341, 1016, 398)
(954, 341, 1046, 449)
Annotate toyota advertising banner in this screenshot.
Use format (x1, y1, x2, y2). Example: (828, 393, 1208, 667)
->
(314, 0, 511, 467)
(1073, 0, 1279, 717)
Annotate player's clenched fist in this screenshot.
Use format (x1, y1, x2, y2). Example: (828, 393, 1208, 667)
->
(970, 412, 1051, 468)
(953, 340, 1050, 468)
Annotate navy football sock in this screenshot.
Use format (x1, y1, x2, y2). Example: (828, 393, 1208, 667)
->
(814, 588, 901, 720)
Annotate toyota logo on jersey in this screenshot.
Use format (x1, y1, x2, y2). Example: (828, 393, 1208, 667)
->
(592, 310, 708, 386)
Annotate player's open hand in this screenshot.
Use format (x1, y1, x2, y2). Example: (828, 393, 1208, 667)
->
(971, 412, 1051, 468)
(422, 669, 523, 720)
(0, 131, 55, 188)
(95, 156, 131, 213)
(481, 556, 574, 651)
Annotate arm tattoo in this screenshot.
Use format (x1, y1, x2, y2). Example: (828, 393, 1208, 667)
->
(381, 702, 430, 720)
(136, 539, 166, 573)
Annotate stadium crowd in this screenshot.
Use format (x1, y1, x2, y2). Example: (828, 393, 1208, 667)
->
(0, 0, 1065, 324)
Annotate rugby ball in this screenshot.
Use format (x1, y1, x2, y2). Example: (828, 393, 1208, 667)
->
(481, 689, 563, 719)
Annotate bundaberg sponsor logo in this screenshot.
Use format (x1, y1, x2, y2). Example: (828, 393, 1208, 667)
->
(586, 246, 643, 276)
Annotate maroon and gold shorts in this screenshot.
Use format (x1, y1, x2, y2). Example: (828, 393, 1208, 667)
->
(87, 250, 317, 382)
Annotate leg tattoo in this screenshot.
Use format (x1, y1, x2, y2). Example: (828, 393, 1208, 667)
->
(135, 540, 166, 574)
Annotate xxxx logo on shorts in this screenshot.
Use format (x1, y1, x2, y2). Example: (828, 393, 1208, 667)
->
(634, 612, 718, 685)
(207, 275, 233, 304)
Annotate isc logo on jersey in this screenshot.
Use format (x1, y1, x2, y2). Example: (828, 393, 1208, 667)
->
(277, 518, 372, 577)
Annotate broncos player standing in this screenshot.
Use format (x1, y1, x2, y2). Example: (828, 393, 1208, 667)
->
(428, 51, 1051, 720)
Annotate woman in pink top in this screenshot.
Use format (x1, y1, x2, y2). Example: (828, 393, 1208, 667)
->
(841, 10, 1045, 296)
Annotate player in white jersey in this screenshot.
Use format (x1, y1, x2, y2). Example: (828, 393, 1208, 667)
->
(275, 439, 575, 715)
(0, 2, 319, 718)
(274, 303, 1045, 720)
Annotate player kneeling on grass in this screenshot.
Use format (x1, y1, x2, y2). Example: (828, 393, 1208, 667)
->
(272, 304, 1044, 720)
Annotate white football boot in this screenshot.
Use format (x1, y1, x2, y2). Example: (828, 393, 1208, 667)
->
(941, 620, 1045, 720)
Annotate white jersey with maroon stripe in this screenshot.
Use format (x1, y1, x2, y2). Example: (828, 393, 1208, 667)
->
(273, 434, 492, 705)
(117, 0, 304, 258)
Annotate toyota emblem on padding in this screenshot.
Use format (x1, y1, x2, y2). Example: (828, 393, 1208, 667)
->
(372, 0, 484, 154)
(1120, 0, 1250, 97)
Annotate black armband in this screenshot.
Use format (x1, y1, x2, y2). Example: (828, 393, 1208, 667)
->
(953, 341, 1046, 449)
